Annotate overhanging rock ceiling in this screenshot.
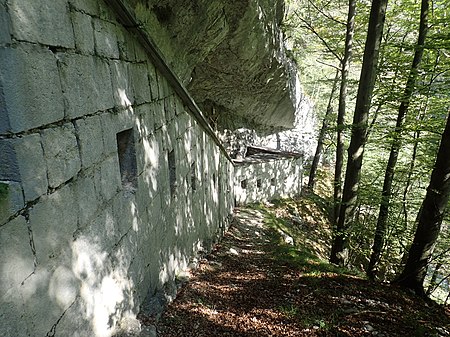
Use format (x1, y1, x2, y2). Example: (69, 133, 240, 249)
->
(130, 0, 297, 133)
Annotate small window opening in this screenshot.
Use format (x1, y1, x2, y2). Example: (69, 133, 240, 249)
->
(168, 150, 176, 197)
(271, 178, 276, 186)
(191, 162, 196, 192)
(116, 129, 137, 193)
(241, 179, 247, 189)
(257, 179, 262, 189)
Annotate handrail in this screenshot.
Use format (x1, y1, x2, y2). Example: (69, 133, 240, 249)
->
(104, 0, 233, 163)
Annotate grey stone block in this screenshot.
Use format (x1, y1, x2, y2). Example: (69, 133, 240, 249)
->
(69, 0, 99, 15)
(94, 18, 120, 59)
(117, 30, 137, 62)
(0, 3, 11, 44)
(0, 181, 24, 225)
(13, 134, 48, 201)
(29, 183, 78, 265)
(59, 53, 114, 118)
(130, 62, 151, 105)
(164, 96, 176, 122)
(49, 296, 95, 337)
(99, 155, 121, 201)
(0, 139, 20, 182)
(71, 11, 95, 55)
(93, 57, 115, 110)
(0, 45, 64, 132)
(8, 0, 74, 48)
(110, 60, 134, 108)
(0, 85, 11, 134)
(41, 124, 81, 188)
(74, 173, 99, 226)
(153, 100, 165, 130)
(135, 104, 155, 139)
(0, 216, 34, 337)
(75, 115, 104, 168)
(147, 63, 159, 100)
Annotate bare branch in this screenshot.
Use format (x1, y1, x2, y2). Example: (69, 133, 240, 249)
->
(294, 11, 343, 62)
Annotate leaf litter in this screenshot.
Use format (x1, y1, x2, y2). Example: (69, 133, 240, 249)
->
(144, 199, 450, 336)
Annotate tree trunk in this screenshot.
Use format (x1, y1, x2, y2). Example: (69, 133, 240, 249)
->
(333, 0, 356, 225)
(367, 0, 429, 280)
(395, 110, 450, 296)
(330, 0, 388, 266)
(308, 70, 339, 190)
(426, 262, 442, 296)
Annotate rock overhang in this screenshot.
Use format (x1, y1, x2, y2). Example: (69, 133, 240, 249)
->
(130, 0, 297, 133)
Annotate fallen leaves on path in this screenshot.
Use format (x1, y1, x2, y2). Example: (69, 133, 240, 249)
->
(148, 204, 450, 336)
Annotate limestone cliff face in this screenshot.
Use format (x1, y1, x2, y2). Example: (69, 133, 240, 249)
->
(130, 0, 297, 133)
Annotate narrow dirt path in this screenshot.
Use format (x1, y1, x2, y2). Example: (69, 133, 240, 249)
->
(149, 205, 450, 337)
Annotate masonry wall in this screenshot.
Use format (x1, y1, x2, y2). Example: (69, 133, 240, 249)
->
(234, 157, 303, 205)
(0, 1, 234, 336)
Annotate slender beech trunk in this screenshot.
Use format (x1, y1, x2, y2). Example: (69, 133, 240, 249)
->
(333, 0, 356, 225)
(367, 0, 429, 279)
(426, 262, 442, 296)
(330, 0, 388, 266)
(399, 52, 440, 270)
(395, 111, 450, 296)
(308, 70, 339, 190)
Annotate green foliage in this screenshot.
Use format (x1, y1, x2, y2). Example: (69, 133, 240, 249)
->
(287, 0, 450, 294)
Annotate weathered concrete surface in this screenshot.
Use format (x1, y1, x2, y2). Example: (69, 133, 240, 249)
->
(131, 0, 297, 132)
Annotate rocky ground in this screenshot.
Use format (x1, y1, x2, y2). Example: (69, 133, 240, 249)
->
(134, 198, 450, 337)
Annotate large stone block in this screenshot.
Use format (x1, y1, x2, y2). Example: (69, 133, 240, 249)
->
(8, 0, 74, 48)
(94, 18, 120, 59)
(0, 2, 11, 44)
(99, 156, 121, 202)
(0, 45, 64, 132)
(135, 104, 155, 140)
(69, 0, 99, 15)
(0, 216, 35, 337)
(28, 183, 78, 265)
(147, 62, 159, 100)
(110, 60, 134, 108)
(0, 139, 20, 182)
(75, 115, 104, 168)
(41, 124, 81, 188)
(59, 53, 114, 118)
(12, 133, 48, 201)
(117, 30, 138, 62)
(130, 62, 151, 105)
(74, 173, 100, 227)
(0, 86, 10, 134)
(0, 181, 24, 225)
(153, 100, 165, 130)
(71, 10, 95, 55)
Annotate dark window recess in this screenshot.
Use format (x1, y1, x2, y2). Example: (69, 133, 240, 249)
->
(191, 163, 196, 192)
(241, 179, 247, 189)
(271, 178, 276, 186)
(257, 179, 262, 188)
(168, 150, 176, 197)
(116, 129, 138, 192)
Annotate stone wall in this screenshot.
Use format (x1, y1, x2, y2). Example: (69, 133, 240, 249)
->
(0, 1, 234, 336)
(234, 156, 303, 205)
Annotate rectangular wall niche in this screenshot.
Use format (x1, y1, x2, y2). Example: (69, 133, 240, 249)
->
(116, 128, 138, 193)
(168, 150, 176, 197)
